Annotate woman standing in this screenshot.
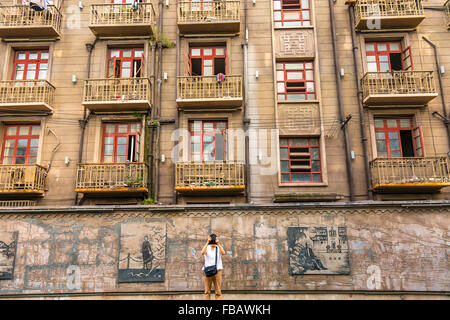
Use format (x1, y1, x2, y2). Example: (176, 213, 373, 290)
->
(201, 234, 225, 300)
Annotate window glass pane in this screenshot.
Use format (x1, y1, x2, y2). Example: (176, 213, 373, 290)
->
(378, 151, 387, 157)
(380, 63, 390, 71)
(29, 52, 38, 60)
(29, 148, 38, 156)
(123, 50, 132, 58)
(374, 119, 384, 128)
(310, 147, 319, 158)
(287, 72, 303, 80)
(16, 147, 26, 156)
(18, 139, 28, 147)
(203, 59, 213, 67)
(280, 148, 289, 158)
(367, 63, 377, 72)
(203, 67, 213, 76)
(389, 139, 400, 150)
(216, 122, 226, 131)
(376, 140, 387, 152)
(365, 44, 375, 51)
(15, 157, 25, 164)
(367, 56, 376, 62)
(274, 11, 282, 20)
(377, 44, 387, 51)
(191, 143, 200, 153)
(274, 1, 281, 10)
(305, 70, 314, 80)
(118, 125, 128, 133)
(104, 137, 114, 144)
(277, 71, 284, 81)
(103, 156, 113, 163)
(306, 82, 315, 92)
(41, 52, 49, 60)
(305, 62, 313, 69)
(28, 157, 37, 164)
(291, 138, 308, 147)
(26, 70, 36, 80)
(203, 122, 214, 131)
(277, 83, 285, 93)
(388, 132, 399, 140)
(391, 150, 401, 157)
(203, 48, 213, 56)
(301, 0, 309, 8)
(281, 174, 290, 182)
(30, 139, 39, 147)
(307, 93, 315, 100)
(203, 135, 213, 143)
(110, 50, 120, 58)
(286, 63, 303, 70)
(117, 156, 126, 163)
(280, 138, 288, 147)
(313, 173, 321, 182)
(281, 161, 289, 172)
(14, 70, 24, 80)
(288, 94, 305, 100)
(38, 70, 47, 79)
(117, 145, 127, 155)
(191, 48, 201, 56)
(215, 48, 225, 56)
(400, 119, 411, 127)
(134, 50, 144, 58)
(379, 55, 389, 62)
(302, 21, 311, 26)
(389, 43, 400, 51)
(19, 126, 29, 135)
(284, 11, 300, 20)
(310, 138, 319, 146)
(6, 127, 17, 135)
(105, 124, 115, 133)
(292, 174, 310, 182)
(311, 160, 320, 172)
(301, 11, 310, 20)
(375, 132, 385, 140)
(117, 137, 127, 144)
(17, 52, 26, 60)
(387, 119, 397, 128)
(104, 145, 113, 156)
(192, 121, 202, 131)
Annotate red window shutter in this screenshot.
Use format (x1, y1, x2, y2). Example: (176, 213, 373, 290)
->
(186, 52, 191, 76)
(402, 46, 414, 71)
(413, 126, 424, 157)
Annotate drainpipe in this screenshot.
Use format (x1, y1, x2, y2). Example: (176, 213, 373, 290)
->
(422, 36, 450, 151)
(328, 0, 355, 202)
(243, 0, 251, 204)
(74, 40, 97, 205)
(348, 5, 373, 200)
(174, 5, 180, 205)
(153, 0, 164, 203)
(148, 42, 156, 199)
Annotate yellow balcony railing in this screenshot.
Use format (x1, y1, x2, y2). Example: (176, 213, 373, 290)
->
(90, 3, 156, 36)
(370, 157, 450, 191)
(354, 0, 425, 30)
(177, 75, 243, 108)
(83, 78, 152, 110)
(0, 164, 47, 194)
(75, 162, 149, 194)
(361, 71, 437, 105)
(178, 1, 240, 23)
(0, 80, 55, 112)
(0, 5, 62, 37)
(175, 161, 245, 193)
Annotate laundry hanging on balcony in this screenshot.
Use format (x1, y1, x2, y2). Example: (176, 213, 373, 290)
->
(131, 0, 143, 12)
(26, 0, 50, 12)
(216, 73, 226, 83)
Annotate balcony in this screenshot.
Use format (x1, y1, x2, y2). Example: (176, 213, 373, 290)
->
(0, 5, 62, 39)
(178, 1, 240, 35)
(177, 75, 243, 109)
(370, 157, 450, 192)
(82, 78, 152, 111)
(354, 0, 425, 31)
(0, 165, 47, 196)
(89, 3, 156, 38)
(0, 80, 55, 113)
(75, 162, 149, 195)
(446, 0, 450, 29)
(175, 162, 245, 195)
(361, 71, 438, 106)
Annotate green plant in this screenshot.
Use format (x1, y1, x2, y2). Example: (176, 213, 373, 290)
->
(150, 29, 176, 49)
(148, 119, 159, 127)
(141, 198, 155, 205)
(133, 112, 143, 119)
(125, 175, 143, 187)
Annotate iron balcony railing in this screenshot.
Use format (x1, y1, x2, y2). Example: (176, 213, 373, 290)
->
(0, 80, 55, 107)
(90, 3, 155, 26)
(370, 157, 450, 187)
(76, 162, 148, 192)
(0, 164, 47, 193)
(175, 161, 245, 190)
(83, 78, 152, 104)
(361, 71, 436, 100)
(0, 5, 62, 31)
(178, 0, 240, 24)
(354, 0, 424, 24)
(177, 75, 243, 101)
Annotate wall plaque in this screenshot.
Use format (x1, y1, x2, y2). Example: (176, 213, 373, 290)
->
(275, 29, 315, 59)
(0, 231, 18, 280)
(118, 222, 166, 283)
(288, 226, 350, 275)
(278, 104, 321, 135)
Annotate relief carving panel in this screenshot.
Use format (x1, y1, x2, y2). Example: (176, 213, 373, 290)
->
(275, 29, 315, 59)
(278, 103, 321, 135)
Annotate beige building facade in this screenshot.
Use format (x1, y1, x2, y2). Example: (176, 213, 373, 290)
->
(0, 0, 448, 299)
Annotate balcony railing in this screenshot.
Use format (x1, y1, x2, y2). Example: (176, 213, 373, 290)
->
(177, 75, 243, 108)
(0, 165, 47, 195)
(0, 80, 55, 112)
(178, 0, 240, 34)
(89, 3, 156, 37)
(446, 0, 450, 29)
(0, 5, 62, 38)
(83, 78, 152, 111)
(175, 162, 245, 194)
(75, 162, 149, 194)
(370, 157, 450, 191)
(354, 0, 425, 30)
(361, 71, 438, 105)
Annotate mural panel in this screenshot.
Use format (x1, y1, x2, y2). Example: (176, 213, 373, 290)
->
(0, 231, 18, 280)
(118, 222, 166, 283)
(288, 226, 350, 275)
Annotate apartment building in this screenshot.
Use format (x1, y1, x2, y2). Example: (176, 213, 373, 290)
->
(0, 0, 448, 299)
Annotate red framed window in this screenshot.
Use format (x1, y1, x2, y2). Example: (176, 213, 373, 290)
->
(280, 137, 322, 183)
(108, 48, 144, 78)
(13, 50, 49, 81)
(374, 117, 423, 158)
(274, 0, 311, 27)
(189, 120, 227, 162)
(277, 61, 315, 101)
(188, 46, 226, 76)
(365, 41, 413, 72)
(102, 123, 141, 163)
(190, 0, 214, 11)
(112, 0, 145, 3)
(1, 125, 40, 165)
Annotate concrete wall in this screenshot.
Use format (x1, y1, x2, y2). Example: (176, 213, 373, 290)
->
(0, 204, 448, 297)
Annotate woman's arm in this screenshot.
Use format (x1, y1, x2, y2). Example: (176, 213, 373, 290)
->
(201, 237, 211, 255)
(216, 238, 226, 255)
